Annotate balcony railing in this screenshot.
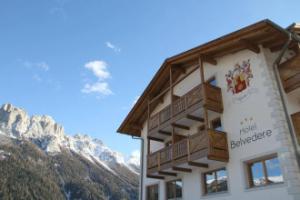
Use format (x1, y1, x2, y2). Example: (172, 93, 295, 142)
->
(148, 83, 223, 132)
(147, 129, 229, 173)
(278, 53, 300, 93)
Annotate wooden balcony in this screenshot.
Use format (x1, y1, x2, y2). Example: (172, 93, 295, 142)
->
(278, 53, 300, 93)
(147, 129, 229, 176)
(148, 83, 223, 139)
(291, 111, 300, 144)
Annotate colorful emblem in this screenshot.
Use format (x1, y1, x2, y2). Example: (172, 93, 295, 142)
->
(225, 59, 253, 94)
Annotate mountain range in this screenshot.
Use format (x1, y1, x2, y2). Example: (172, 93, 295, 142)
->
(0, 103, 139, 200)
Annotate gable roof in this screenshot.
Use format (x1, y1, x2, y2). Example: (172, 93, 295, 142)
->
(117, 19, 290, 137)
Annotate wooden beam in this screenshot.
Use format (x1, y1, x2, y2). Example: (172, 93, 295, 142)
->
(172, 166, 192, 173)
(148, 136, 164, 142)
(240, 39, 260, 54)
(147, 174, 165, 180)
(201, 55, 217, 65)
(158, 130, 172, 136)
(172, 64, 186, 74)
(186, 114, 204, 122)
(188, 161, 209, 168)
(158, 171, 177, 177)
(130, 123, 143, 130)
(171, 123, 190, 130)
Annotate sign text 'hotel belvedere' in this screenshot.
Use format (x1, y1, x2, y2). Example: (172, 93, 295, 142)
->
(230, 117, 272, 149)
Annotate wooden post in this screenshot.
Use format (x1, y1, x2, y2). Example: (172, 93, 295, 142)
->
(170, 65, 175, 165)
(199, 56, 209, 130)
(199, 56, 205, 83)
(147, 138, 150, 154)
(187, 136, 191, 161)
(170, 65, 173, 117)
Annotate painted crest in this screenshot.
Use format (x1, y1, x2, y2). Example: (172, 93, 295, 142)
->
(225, 59, 253, 95)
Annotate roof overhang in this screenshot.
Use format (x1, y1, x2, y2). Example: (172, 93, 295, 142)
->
(117, 19, 293, 137)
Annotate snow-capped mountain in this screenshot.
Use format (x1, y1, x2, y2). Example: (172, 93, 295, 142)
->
(0, 103, 140, 174)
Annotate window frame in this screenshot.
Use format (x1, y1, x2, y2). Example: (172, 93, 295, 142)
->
(146, 184, 159, 200)
(202, 167, 228, 195)
(245, 154, 284, 188)
(165, 179, 183, 200)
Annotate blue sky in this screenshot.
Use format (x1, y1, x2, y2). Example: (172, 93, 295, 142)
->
(0, 0, 300, 157)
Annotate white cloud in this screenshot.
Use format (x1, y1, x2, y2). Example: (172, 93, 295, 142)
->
(81, 82, 113, 95)
(33, 74, 42, 82)
(128, 150, 140, 166)
(105, 41, 121, 53)
(82, 60, 113, 96)
(84, 60, 110, 80)
(24, 61, 50, 71)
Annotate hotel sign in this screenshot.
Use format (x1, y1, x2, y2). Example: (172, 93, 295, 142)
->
(230, 117, 272, 149)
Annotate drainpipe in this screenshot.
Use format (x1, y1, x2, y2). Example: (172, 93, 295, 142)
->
(271, 27, 300, 168)
(132, 136, 144, 200)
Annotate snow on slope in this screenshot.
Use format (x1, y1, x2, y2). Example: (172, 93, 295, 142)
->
(0, 103, 140, 174)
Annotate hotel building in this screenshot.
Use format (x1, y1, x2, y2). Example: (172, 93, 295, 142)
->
(118, 19, 300, 200)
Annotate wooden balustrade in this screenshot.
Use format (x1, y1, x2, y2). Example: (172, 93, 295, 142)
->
(148, 83, 223, 132)
(149, 113, 159, 130)
(147, 152, 159, 169)
(159, 146, 172, 165)
(147, 130, 229, 171)
(189, 131, 209, 154)
(159, 105, 171, 124)
(186, 85, 203, 108)
(173, 97, 186, 116)
(173, 138, 188, 160)
(278, 53, 300, 93)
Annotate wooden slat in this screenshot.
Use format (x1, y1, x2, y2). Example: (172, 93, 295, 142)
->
(158, 130, 172, 136)
(186, 114, 204, 122)
(188, 161, 208, 168)
(147, 174, 165, 180)
(171, 123, 190, 130)
(158, 171, 177, 177)
(172, 166, 192, 173)
(240, 39, 260, 53)
(148, 136, 164, 142)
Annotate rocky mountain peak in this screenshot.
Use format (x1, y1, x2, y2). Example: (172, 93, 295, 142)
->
(0, 103, 140, 173)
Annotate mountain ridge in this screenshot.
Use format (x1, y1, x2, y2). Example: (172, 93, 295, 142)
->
(0, 103, 139, 200)
(0, 103, 139, 174)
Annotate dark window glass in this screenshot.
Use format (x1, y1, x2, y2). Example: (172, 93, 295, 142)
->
(207, 77, 217, 86)
(147, 184, 159, 200)
(166, 180, 182, 200)
(247, 155, 283, 188)
(211, 118, 223, 131)
(204, 168, 228, 194)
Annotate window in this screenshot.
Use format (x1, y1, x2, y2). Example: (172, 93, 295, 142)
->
(206, 76, 217, 86)
(147, 184, 159, 200)
(166, 179, 182, 200)
(246, 155, 283, 188)
(211, 117, 223, 131)
(203, 168, 228, 195)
